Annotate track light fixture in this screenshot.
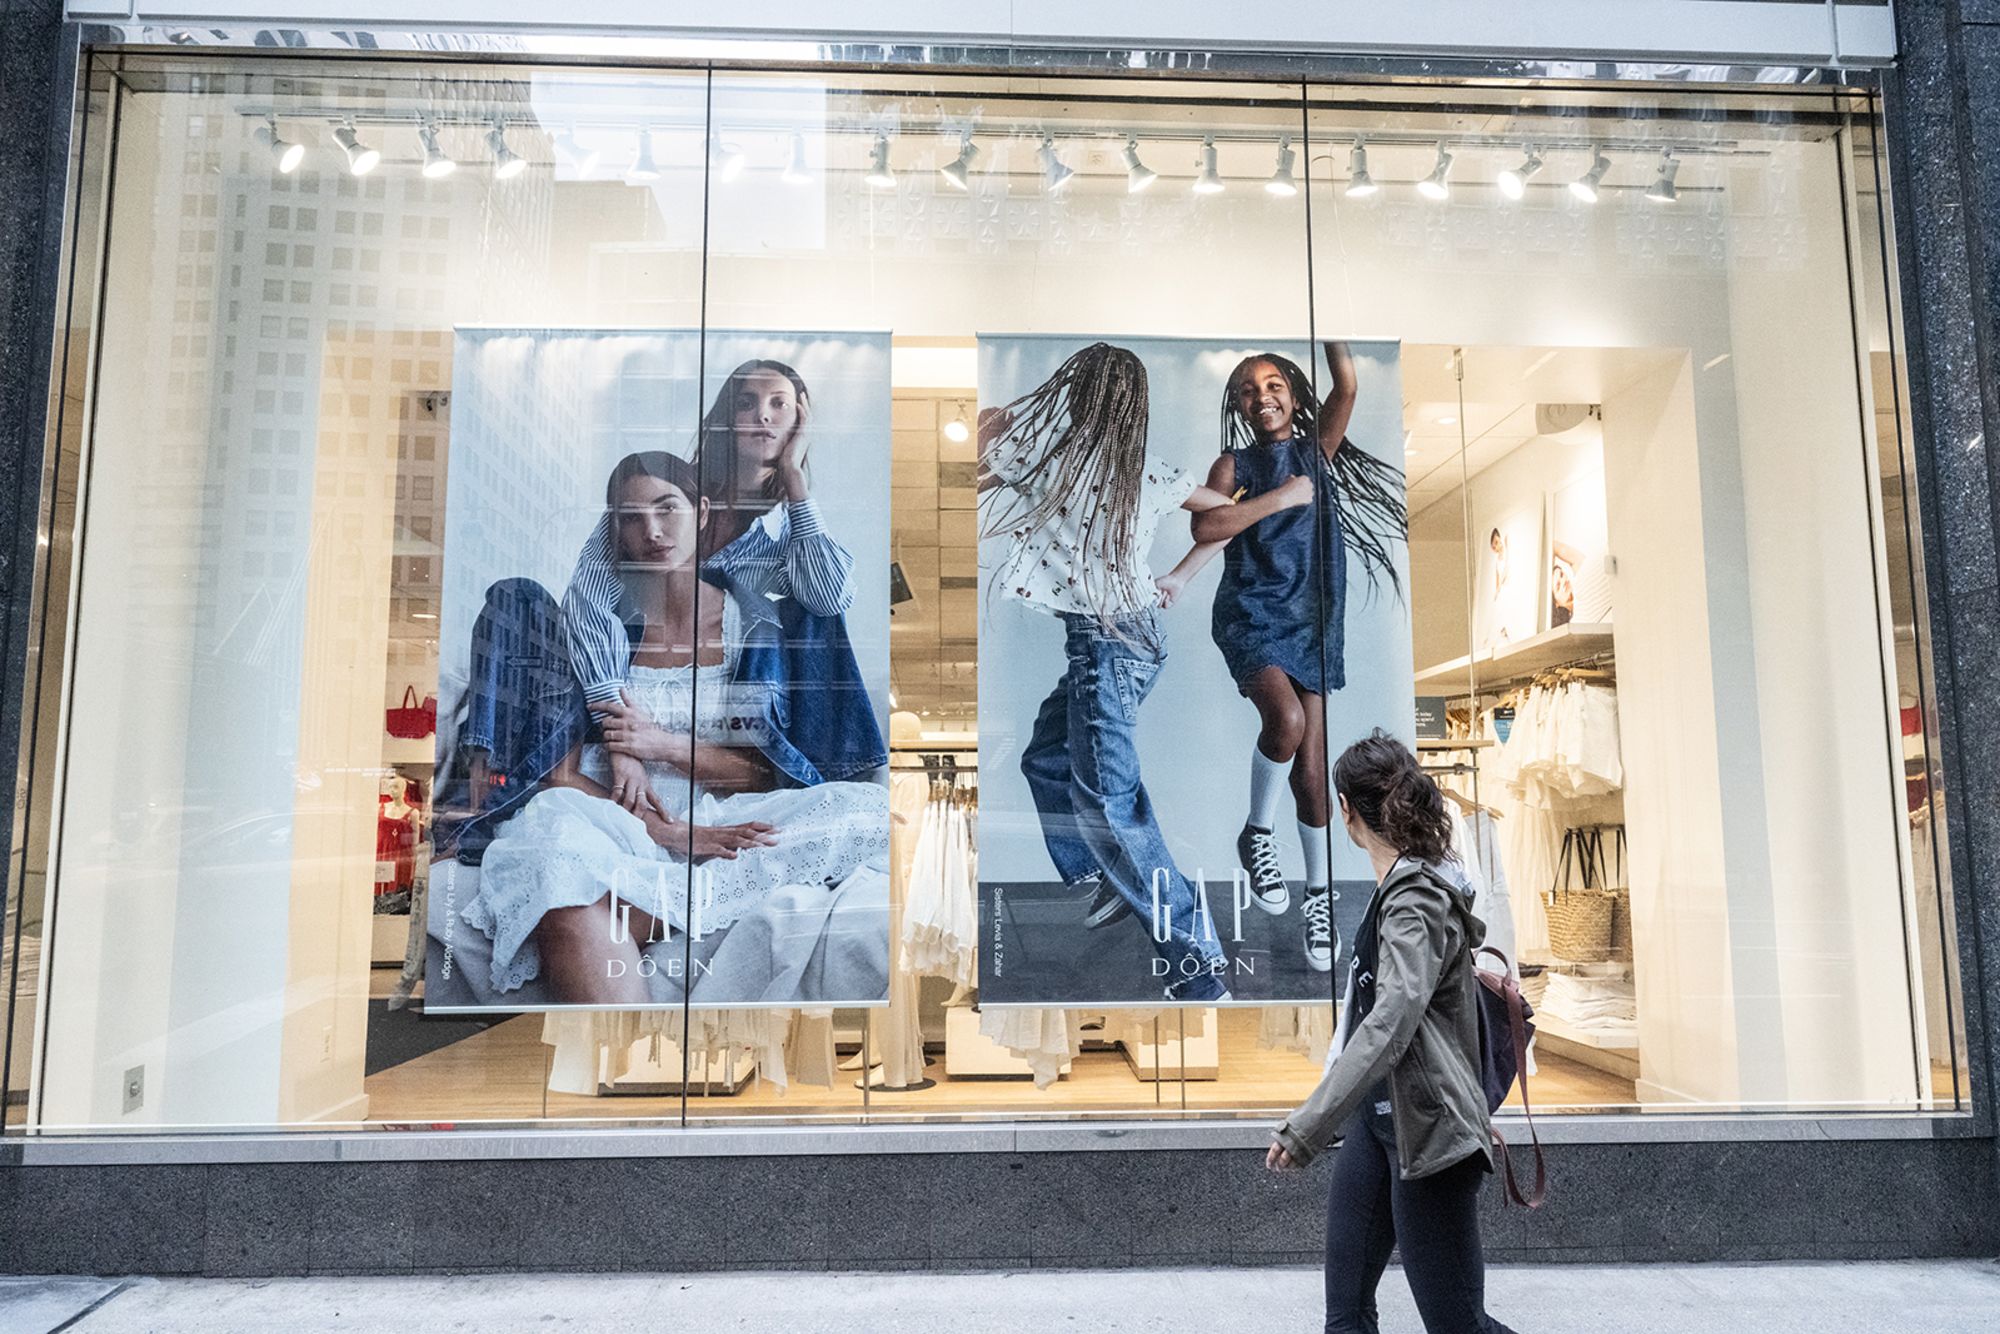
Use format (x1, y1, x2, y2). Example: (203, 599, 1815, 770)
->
(1417, 146, 1453, 201)
(1645, 150, 1680, 204)
(708, 127, 745, 182)
(865, 132, 896, 189)
(783, 131, 811, 185)
(939, 132, 978, 190)
(488, 121, 526, 180)
(419, 122, 456, 179)
(554, 126, 599, 178)
(1193, 135, 1225, 195)
(943, 404, 971, 444)
(332, 120, 379, 176)
(256, 116, 304, 174)
(1038, 135, 1074, 193)
(1570, 150, 1611, 203)
(1265, 135, 1298, 197)
(626, 127, 660, 182)
(1122, 136, 1157, 193)
(1497, 147, 1542, 200)
(1344, 142, 1378, 198)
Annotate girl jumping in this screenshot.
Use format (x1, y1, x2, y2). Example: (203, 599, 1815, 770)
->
(1192, 342, 1407, 974)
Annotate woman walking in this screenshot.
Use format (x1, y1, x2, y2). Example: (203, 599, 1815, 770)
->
(1267, 730, 1520, 1334)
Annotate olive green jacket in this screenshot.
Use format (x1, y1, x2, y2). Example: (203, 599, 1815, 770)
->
(1274, 858, 1495, 1179)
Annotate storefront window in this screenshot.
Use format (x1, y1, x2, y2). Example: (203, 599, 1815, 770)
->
(2, 51, 1966, 1134)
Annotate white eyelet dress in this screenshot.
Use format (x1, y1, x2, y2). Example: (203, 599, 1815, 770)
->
(464, 590, 890, 998)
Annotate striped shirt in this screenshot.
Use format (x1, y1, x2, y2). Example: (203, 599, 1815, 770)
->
(563, 497, 855, 707)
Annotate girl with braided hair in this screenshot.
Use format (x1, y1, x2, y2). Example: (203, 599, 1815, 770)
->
(1193, 342, 1408, 976)
(980, 341, 1253, 1002)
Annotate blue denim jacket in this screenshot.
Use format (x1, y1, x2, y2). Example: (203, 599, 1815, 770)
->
(432, 578, 589, 864)
(731, 587, 887, 787)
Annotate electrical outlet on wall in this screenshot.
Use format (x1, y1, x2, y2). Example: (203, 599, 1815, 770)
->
(121, 1065, 144, 1113)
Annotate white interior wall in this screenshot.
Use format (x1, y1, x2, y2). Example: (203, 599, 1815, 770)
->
(39, 85, 1926, 1122)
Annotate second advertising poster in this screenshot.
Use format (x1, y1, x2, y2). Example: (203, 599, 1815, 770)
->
(977, 335, 1412, 1007)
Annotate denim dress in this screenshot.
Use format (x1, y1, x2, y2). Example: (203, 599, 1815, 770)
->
(1210, 437, 1347, 695)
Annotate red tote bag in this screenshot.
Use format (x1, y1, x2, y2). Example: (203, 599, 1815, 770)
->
(386, 686, 437, 740)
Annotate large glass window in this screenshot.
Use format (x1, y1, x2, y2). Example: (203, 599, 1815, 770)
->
(2, 51, 1964, 1134)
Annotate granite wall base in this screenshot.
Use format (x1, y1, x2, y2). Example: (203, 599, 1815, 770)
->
(0, 1140, 1993, 1278)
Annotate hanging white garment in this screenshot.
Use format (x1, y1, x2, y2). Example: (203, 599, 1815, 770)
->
(903, 792, 977, 988)
(1258, 1004, 1336, 1066)
(978, 1007, 1081, 1089)
(1450, 807, 1519, 975)
(874, 772, 933, 1088)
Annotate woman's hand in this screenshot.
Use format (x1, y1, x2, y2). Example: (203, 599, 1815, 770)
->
(1265, 1141, 1300, 1172)
(601, 690, 687, 764)
(688, 820, 780, 861)
(605, 749, 667, 819)
(777, 399, 812, 503)
(1155, 571, 1188, 609)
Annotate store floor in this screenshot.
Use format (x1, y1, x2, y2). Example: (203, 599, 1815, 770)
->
(12, 1261, 2000, 1333)
(361, 967, 1636, 1125)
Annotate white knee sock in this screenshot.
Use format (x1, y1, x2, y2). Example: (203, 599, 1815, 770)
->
(1249, 747, 1287, 831)
(1298, 821, 1330, 890)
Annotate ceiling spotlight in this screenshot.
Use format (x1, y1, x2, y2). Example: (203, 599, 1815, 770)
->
(1344, 142, 1378, 198)
(626, 127, 661, 183)
(1265, 135, 1298, 197)
(1038, 135, 1074, 193)
(1570, 150, 1611, 203)
(1497, 147, 1542, 200)
(487, 122, 526, 180)
(1417, 146, 1453, 201)
(332, 121, 379, 177)
(865, 132, 896, 189)
(708, 127, 745, 182)
(939, 132, 978, 190)
(943, 405, 971, 443)
(554, 126, 600, 178)
(1646, 151, 1681, 204)
(1193, 135, 1225, 195)
(782, 130, 811, 185)
(255, 116, 304, 174)
(418, 123, 456, 179)
(1121, 136, 1157, 193)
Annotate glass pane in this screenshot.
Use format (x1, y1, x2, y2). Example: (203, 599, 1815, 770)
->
(686, 68, 1325, 1125)
(26, 57, 709, 1132)
(1307, 78, 1950, 1114)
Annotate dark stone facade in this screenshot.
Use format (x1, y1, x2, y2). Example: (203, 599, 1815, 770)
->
(1, 3, 1999, 1275)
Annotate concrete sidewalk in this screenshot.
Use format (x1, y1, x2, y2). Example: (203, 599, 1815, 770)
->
(6, 1261, 2000, 1332)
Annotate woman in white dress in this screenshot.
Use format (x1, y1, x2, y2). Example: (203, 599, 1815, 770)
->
(464, 451, 888, 1003)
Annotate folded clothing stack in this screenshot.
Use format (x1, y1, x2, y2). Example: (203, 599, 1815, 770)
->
(1539, 966, 1637, 1043)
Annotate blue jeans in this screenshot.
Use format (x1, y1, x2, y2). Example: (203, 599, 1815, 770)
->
(1019, 611, 1231, 1002)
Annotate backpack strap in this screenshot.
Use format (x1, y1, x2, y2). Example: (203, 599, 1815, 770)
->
(1474, 943, 1547, 1208)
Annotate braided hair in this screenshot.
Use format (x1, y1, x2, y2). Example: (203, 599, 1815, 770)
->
(1220, 351, 1408, 600)
(980, 342, 1155, 627)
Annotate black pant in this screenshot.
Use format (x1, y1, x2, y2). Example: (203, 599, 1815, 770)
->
(1323, 1113, 1518, 1334)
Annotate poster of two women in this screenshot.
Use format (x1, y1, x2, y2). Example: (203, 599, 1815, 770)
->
(424, 329, 893, 1011)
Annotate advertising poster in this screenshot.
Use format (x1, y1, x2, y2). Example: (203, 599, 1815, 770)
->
(1548, 459, 1615, 629)
(425, 328, 892, 1012)
(1473, 502, 1544, 654)
(976, 335, 1411, 1007)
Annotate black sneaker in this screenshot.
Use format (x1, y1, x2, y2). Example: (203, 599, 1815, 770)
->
(1081, 877, 1132, 929)
(1303, 887, 1336, 973)
(1237, 824, 1291, 915)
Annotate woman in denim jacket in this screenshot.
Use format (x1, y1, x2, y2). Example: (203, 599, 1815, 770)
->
(563, 359, 883, 821)
(451, 451, 888, 1004)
